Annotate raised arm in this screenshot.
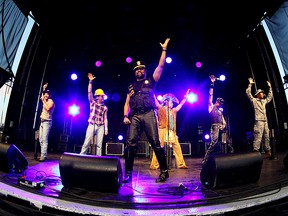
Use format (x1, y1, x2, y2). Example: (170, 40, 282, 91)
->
(245, 77, 254, 101)
(153, 38, 170, 82)
(266, 80, 273, 103)
(88, 73, 95, 102)
(175, 89, 190, 112)
(208, 75, 216, 113)
(40, 83, 48, 100)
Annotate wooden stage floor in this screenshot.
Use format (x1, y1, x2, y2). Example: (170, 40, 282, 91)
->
(0, 148, 288, 215)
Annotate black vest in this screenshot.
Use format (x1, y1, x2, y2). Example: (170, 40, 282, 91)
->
(128, 77, 156, 114)
(209, 105, 223, 124)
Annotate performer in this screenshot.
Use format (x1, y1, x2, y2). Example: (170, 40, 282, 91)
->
(80, 73, 108, 156)
(122, 38, 170, 183)
(202, 75, 233, 166)
(150, 90, 190, 170)
(39, 83, 55, 162)
(246, 77, 273, 158)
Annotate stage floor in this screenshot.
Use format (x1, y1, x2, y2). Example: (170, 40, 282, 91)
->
(0, 148, 288, 215)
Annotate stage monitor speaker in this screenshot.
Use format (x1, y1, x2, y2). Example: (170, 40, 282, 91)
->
(0, 143, 28, 173)
(59, 152, 122, 193)
(200, 151, 263, 189)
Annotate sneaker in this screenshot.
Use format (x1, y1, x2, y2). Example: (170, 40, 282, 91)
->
(156, 170, 169, 183)
(122, 171, 132, 183)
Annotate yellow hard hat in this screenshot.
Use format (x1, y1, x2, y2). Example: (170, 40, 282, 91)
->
(95, 89, 105, 96)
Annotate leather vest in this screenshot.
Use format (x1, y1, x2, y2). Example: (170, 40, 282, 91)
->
(209, 105, 223, 124)
(128, 78, 156, 113)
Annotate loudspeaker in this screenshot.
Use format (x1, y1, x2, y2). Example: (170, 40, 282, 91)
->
(200, 151, 263, 189)
(0, 143, 28, 173)
(59, 152, 122, 193)
(105, 143, 124, 156)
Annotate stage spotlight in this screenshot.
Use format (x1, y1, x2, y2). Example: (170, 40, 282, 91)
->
(218, 75, 226, 81)
(157, 95, 163, 102)
(196, 61, 202, 68)
(166, 57, 172, 64)
(70, 73, 78, 80)
(204, 134, 210, 140)
(126, 57, 132, 63)
(95, 60, 102, 67)
(118, 135, 124, 141)
(187, 93, 198, 104)
(68, 104, 80, 117)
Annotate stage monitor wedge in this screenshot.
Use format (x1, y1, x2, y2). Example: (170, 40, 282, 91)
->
(59, 152, 122, 193)
(0, 143, 28, 173)
(200, 151, 263, 189)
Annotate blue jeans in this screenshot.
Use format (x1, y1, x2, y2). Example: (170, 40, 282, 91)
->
(39, 120, 52, 158)
(80, 123, 104, 156)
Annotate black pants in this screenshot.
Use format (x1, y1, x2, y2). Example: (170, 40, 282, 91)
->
(125, 110, 167, 172)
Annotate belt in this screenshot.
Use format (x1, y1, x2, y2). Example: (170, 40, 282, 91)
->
(89, 122, 104, 126)
(41, 119, 52, 122)
(133, 108, 153, 115)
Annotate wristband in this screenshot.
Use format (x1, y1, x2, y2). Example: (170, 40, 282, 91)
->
(124, 115, 128, 118)
(89, 80, 93, 84)
(162, 48, 167, 51)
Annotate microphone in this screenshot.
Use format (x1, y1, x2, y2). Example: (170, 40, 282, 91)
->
(179, 183, 188, 191)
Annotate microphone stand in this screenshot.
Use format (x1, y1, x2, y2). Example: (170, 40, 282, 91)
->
(165, 101, 172, 170)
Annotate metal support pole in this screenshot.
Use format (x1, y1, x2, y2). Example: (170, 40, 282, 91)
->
(270, 129, 277, 160)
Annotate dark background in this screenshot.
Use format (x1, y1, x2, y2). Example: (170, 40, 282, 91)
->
(3, 0, 287, 155)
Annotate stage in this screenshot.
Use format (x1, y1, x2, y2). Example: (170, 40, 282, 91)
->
(0, 145, 288, 215)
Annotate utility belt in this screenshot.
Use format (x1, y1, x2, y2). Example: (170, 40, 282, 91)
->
(89, 122, 104, 126)
(211, 123, 224, 130)
(132, 108, 153, 115)
(41, 119, 52, 122)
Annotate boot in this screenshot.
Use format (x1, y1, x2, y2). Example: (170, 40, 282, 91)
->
(156, 170, 169, 183)
(122, 171, 132, 183)
(265, 150, 271, 158)
(228, 145, 234, 153)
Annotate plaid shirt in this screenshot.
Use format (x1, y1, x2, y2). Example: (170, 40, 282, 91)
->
(88, 100, 108, 125)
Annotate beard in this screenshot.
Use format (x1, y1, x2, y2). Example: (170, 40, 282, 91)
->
(135, 71, 145, 79)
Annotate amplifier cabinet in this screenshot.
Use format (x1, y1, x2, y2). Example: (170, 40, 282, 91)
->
(105, 143, 124, 156)
(179, 143, 191, 156)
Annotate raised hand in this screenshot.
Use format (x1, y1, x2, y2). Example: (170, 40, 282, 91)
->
(209, 75, 216, 83)
(43, 83, 48, 90)
(248, 77, 254, 84)
(267, 81, 271, 87)
(160, 38, 170, 49)
(88, 73, 96, 81)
